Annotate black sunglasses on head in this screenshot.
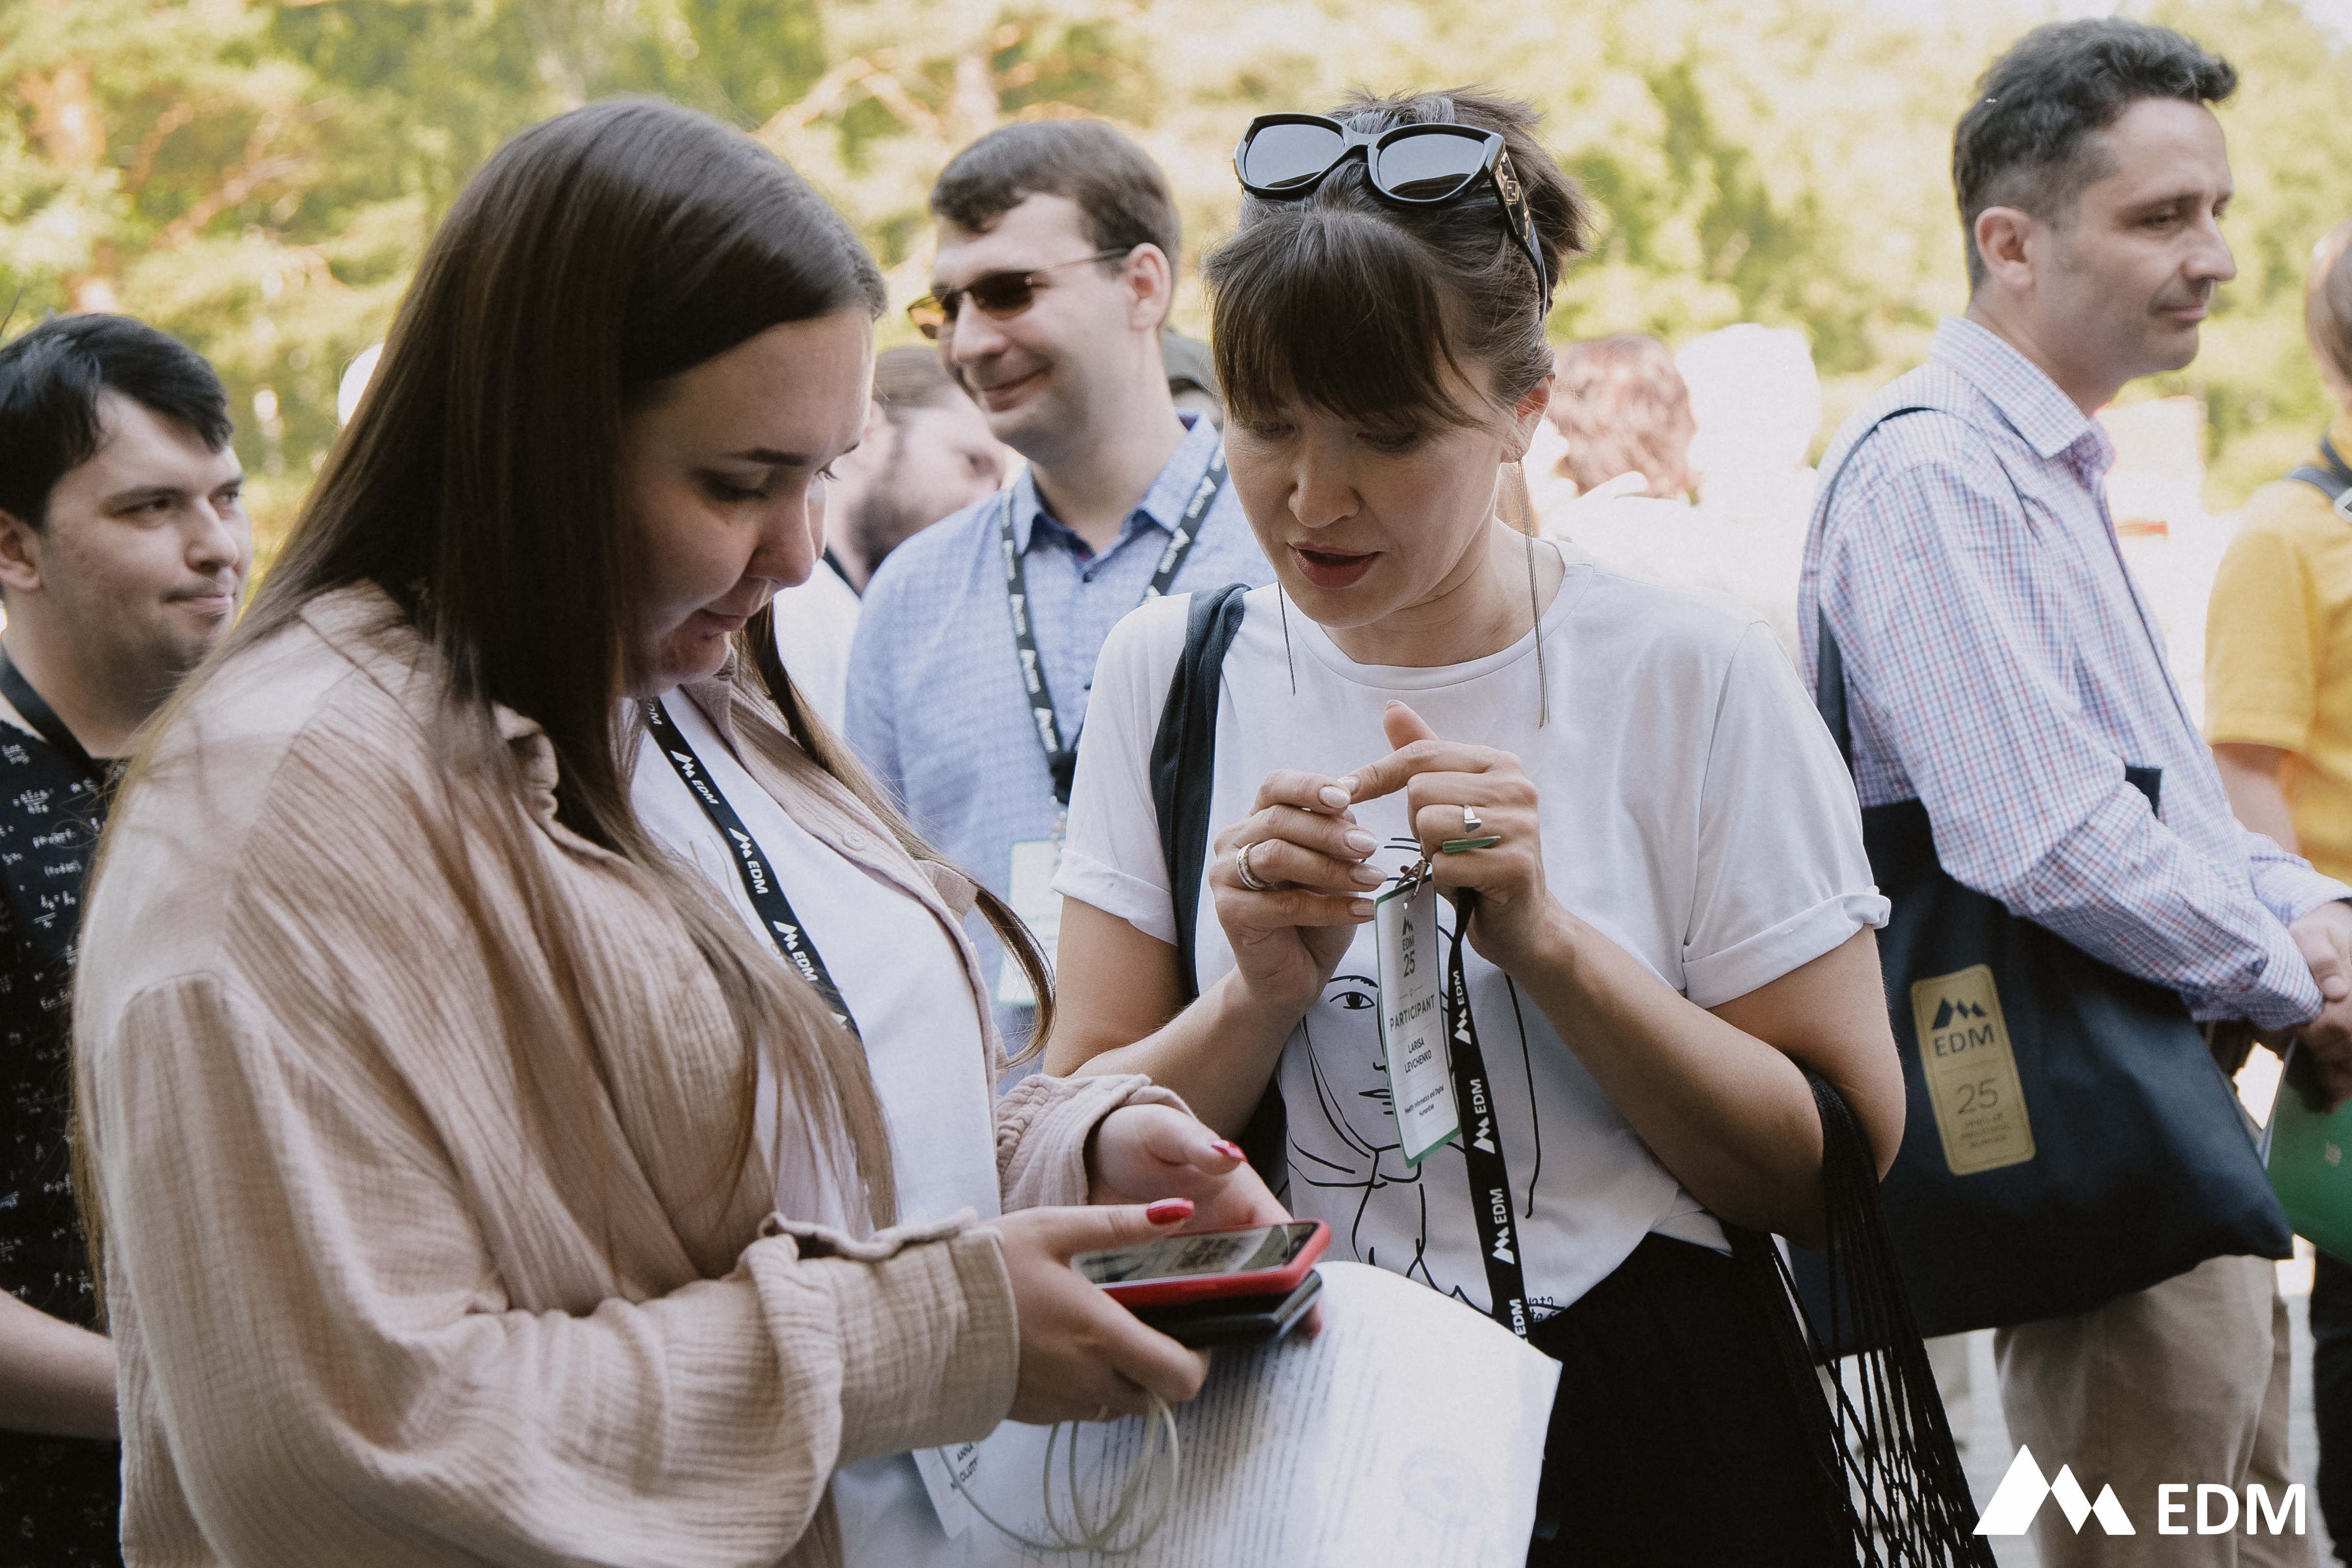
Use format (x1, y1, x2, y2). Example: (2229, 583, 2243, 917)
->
(1232, 113, 1552, 316)
(906, 248, 1132, 340)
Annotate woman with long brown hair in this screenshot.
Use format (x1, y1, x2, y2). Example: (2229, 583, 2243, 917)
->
(1049, 89, 1908, 1561)
(71, 99, 1280, 1566)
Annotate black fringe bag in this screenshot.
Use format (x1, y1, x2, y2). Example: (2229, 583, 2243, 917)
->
(1726, 1071, 1994, 1566)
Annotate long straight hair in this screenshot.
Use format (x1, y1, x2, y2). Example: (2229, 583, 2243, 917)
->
(82, 100, 1049, 1277)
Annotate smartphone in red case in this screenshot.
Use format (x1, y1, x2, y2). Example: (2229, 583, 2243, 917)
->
(1071, 1219, 1329, 1307)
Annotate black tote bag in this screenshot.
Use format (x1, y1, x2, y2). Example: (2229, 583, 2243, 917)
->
(1794, 410, 2291, 1344)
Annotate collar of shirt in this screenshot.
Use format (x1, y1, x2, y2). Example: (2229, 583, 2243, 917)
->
(1006, 409, 1221, 559)
(1929, 314, 2117, 480)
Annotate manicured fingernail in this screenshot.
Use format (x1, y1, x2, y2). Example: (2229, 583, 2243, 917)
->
(1319, 786, 1350, 810)
(1146, 1198, 1194, 1224)
(1338, 775, 1359, 792)
(1211, 1140, 1245, 1161)
(1351, 864, 1385, 886)
(1350, 899, 1374, 918)
(1345, 830, 1378, 854)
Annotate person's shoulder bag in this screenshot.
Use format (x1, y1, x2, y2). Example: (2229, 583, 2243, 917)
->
(1798, 406, 2292, 1345)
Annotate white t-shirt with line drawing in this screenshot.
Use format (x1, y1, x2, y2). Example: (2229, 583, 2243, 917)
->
(1055, 546, 1888, 1321)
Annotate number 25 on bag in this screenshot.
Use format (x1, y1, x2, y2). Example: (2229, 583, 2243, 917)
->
(1910, 963, 2036, 1175)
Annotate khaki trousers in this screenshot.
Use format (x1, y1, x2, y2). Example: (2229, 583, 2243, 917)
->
(1996, 1253, 2315, 1567)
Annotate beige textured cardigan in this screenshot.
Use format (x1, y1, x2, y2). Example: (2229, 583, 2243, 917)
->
(74, 586, 1177, 1567)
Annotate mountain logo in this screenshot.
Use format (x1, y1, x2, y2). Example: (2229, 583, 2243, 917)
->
(1976, 1448, 2133, 1536)
(1930, 996, 1989, 1031)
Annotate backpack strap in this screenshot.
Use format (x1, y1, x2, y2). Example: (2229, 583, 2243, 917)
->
(1144, 583, 1287, 1190)
(2289, 430, 2352, 505)
(1150, 584, 1251, 1003)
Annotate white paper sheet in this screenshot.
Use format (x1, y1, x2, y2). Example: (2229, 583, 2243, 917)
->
(915, 1261, 1561, 1568)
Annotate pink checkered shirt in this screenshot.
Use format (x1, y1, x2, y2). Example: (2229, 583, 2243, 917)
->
(1799, 315, 2345, 1029)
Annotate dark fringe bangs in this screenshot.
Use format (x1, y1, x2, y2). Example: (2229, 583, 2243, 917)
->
(1207, 206, 1490, 432)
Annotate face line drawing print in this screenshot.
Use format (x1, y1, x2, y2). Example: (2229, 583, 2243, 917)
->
(1283, 872, 1545, 1309)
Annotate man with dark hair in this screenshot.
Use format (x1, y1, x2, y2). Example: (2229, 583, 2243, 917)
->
(846, 121, 1269, 1060)
(0, 312, 247, 1565)
(828, 347, 1006, 593)
(1803, 20, 2333, 1561)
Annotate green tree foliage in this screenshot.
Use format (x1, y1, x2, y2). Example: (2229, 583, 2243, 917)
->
(4, 0, 2348, 538)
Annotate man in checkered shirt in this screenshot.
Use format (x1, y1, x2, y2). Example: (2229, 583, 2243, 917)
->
(1803, 19, 2352, 1564)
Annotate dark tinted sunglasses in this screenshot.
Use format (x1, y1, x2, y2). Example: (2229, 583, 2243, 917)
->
(1232, 113, 1551, 316)
(906, 248, 1131, 340)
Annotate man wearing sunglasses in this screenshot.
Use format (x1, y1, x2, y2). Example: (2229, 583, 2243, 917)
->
(845, 119, 1270, 1062)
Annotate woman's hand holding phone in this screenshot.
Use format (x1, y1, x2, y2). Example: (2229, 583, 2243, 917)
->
(988, 1200, 1210, 1424)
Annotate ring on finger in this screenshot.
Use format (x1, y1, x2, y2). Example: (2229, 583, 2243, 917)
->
(1460, 805, 1483, 837)
(1235, 841, 1274, 893)
(1093, 1403, 1113, 1423)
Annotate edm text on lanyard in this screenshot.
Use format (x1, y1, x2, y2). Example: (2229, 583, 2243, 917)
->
(998, 447, 1229, 808)
(643, 697, 860, 1039)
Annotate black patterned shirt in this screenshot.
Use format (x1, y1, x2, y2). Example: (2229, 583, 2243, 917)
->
(0, 708, 119, 1565)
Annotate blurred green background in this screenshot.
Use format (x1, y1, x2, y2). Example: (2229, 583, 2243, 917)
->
(4, 0, 2348, 544)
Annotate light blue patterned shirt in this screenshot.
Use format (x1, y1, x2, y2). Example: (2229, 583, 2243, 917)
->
(1802, 315, 2346, 1027)
(845, 412, 1272, 1054)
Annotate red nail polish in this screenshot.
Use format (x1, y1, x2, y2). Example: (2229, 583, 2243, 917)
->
(1145, 1198, 1194, 1225)
(1211, 1140, 1246, 1161)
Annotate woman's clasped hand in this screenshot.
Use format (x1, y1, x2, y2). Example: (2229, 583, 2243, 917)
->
(1216, 697, 1558, 1004)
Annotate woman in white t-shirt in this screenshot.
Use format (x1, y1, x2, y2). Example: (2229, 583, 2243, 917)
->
(1046, 89, 1904, 1564)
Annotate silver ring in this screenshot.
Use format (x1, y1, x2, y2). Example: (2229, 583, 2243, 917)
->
(1235, 841, 1273, 893)
(1460, 805, 1483, 837)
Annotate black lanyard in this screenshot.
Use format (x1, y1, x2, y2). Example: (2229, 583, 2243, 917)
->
(1444, 888, 1531, 1337)
(644, 698, 859, 1040)
(999, 447, 1227, 805)
(0, 645, 108, 791)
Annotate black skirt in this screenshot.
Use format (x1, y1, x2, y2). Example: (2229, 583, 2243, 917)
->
(1527, 1233, 1843, 1566)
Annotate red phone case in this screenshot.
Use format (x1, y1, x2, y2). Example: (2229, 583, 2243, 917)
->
(1093, 1220, 1330, 1307)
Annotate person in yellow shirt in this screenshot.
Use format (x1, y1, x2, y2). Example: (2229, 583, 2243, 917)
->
(2211, 219, 2352, 879)
(2207, 212, 2352, 1559)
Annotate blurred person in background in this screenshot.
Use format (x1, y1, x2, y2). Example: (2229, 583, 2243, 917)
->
(1547, 333, 1696, 501)
(1161, 329, 1224, 429)
(71, 100, 1283, 1568)
(1540, 332, 1809, 660)
(1806, 21, 2343, 1562)
(847, 120, 1270, 1064)
(0, 312, 247, 1567)
(771, 347, 1006, 728)
(1676, 323, 1823, 531)
(2206, 214, 2352, 1561)
(825, 347, 1008, 595)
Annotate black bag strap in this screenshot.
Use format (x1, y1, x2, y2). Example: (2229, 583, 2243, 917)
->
(1151, 584, 1252, 1003)
(2290, 431, 2352, 504)
(1146, 584, 1289, 1190)
(1812, 406, 1937, 763)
